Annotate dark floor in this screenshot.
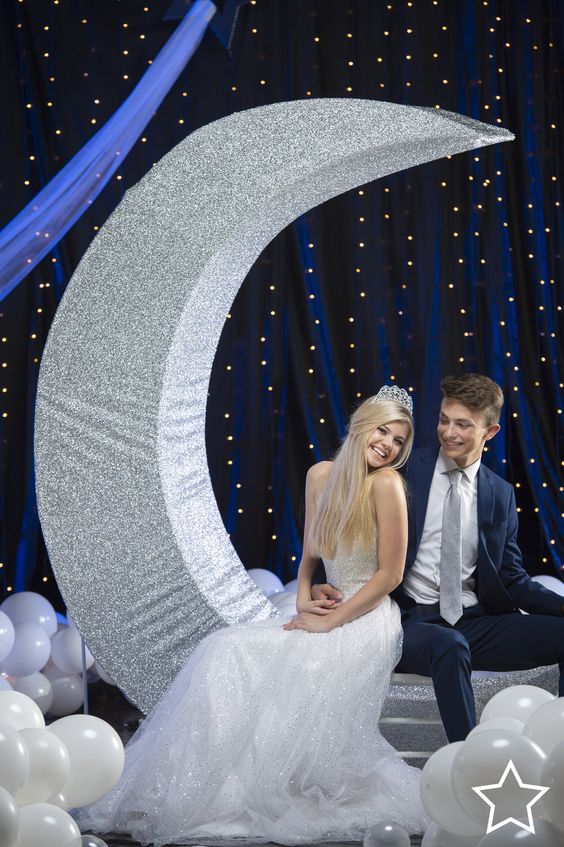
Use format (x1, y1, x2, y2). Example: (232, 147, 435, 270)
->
(80, 683, 424, 847)
(85, 679, 145, 745)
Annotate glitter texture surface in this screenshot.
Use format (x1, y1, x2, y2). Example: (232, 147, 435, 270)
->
(34, 99, 513, 711)
(386, 666, 559, 710)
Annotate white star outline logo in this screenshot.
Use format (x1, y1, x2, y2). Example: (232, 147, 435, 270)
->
(472, 759, 550, 834)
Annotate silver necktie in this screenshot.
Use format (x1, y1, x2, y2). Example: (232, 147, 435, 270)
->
(439, 468, 464, 625)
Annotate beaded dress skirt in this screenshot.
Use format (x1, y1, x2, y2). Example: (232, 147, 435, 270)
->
(76, 542, 428, 845)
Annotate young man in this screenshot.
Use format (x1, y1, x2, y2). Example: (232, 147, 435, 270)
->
(314, 374, 564, 741)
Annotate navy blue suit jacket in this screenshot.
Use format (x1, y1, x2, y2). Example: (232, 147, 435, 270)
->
(391, 446, 563, 617)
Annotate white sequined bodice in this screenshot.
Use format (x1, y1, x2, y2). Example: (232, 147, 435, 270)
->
(323, 535, 378, 598)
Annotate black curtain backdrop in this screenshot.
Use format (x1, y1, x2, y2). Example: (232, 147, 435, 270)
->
(0, 0, 562, 609)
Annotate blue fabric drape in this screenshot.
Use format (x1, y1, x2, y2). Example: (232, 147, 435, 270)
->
(0, 0, 216, 301)
(0, 0, 561, 600)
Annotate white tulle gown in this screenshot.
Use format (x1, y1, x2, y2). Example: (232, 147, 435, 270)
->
(76, 542, 428, 845)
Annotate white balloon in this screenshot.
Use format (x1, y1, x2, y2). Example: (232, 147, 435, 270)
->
(0, 593, 57, 638)
(42, 667, 67, 685)
(43, 667, 84, 717)
(279, 600, 298, 610)
(0, 691, 45, 731)
(541, 738, 564, 833)
(275, 611, 295, 622)
(273, 592, 295, 603)
(422, 822, 481, 846)
(420, 742, 483, 836)
(48, 790, 70, 810)
(531, 575, 564, 596)
(477, 818, 563, 845)
(451, 729, 547, 826)
(15, 728, 70, 806)
(480, 685, 554, 725)
(0, 676, 13, 691)
(13, 802, 80, 847)
(2, 624, 51, 677)
(0, 719, 30, 795)
(93, 662, 116, 686)
(277, 607, 298, 618)
(51, 629, 94, 675)
(80, 836, 110, 847)
(467, 717, 525, 739)
(49, 714, 125, 808)
(0, 611, 15, 663)
(247, 568, 285, 596)
(268, 591, 294, 605)
(523, 697, 564, 757)
(86, 666, 101, 684)
(0, 785, 19, 847)
(64, 612, 78, 631)
(284, 579, 299, 593)
(12, 674, 53, 716)
(272, 597, 297, 613)
(363, 820, 410, 846)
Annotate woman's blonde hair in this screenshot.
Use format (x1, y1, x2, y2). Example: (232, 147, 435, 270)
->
(307, 397, 414, 559)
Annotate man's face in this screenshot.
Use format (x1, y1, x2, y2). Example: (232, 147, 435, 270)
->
(437, 399, 500, 468)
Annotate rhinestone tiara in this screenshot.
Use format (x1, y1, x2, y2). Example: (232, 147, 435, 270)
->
(370, 385, 413, 414)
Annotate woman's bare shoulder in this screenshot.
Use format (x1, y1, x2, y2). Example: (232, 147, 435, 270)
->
(306, 461, 333, 486)
(371, 467, 405, 495)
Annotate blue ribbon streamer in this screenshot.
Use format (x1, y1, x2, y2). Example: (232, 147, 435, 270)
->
(0, 0, 216, 301)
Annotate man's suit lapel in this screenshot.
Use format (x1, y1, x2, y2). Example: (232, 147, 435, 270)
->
(477, 463, 496, 528)
(475, 463, 497, 605)
(414, 448, 438, 552)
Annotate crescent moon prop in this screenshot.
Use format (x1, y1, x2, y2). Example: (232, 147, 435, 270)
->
(35, 99, 512, 711)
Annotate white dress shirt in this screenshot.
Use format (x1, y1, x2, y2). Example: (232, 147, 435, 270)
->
(404, 449, 480, 607)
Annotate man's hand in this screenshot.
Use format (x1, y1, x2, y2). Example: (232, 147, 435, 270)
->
(296, 598, 338, 616)
(311, 583, 343, 603)
(282, 612, 335, 633)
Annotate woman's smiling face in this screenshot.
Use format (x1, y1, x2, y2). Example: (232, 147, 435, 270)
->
(365, 420, 410, 469)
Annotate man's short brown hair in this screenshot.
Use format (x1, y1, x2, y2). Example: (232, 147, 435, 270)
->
(440, 374, 504, 426)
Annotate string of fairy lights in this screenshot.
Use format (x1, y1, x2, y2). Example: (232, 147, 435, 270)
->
(0, 0, 561, 594)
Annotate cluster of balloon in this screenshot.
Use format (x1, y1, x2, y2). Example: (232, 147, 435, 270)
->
(0, 689, 124, 846)
(420, 685, 564, 846)
(247, 569, 299, 616)
(0, 592, 116, 718)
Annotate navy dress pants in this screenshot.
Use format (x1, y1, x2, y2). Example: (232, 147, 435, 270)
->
(396, 603, 564, 742)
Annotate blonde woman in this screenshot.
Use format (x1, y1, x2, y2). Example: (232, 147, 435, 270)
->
(78, 387, 428, 845)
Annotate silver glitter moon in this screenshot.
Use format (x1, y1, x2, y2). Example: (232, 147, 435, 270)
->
(35, 99, 513, 711)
